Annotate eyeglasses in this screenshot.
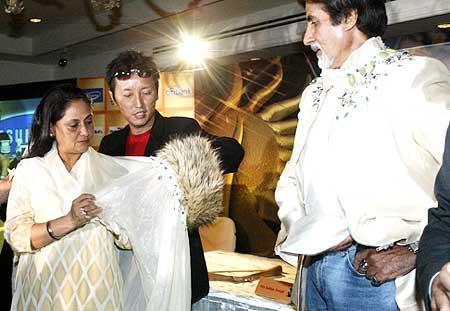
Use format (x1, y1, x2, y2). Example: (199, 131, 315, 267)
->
(112, 68, 155, 81)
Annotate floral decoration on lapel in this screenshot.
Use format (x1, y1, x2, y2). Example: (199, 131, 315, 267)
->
(310, 77, 324, 113)
(335, 49, 413, 121)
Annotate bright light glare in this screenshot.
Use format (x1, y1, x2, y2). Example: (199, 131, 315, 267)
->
(437, 23, 450, 29)
(29, 18, 42, 23)
(178, 35, 209, 64)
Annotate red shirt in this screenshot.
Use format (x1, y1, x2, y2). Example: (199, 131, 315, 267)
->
(125, 130, 151, 156)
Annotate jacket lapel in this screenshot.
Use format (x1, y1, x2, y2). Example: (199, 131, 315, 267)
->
(291, 80, 325, 162)
(114, 126, 129, 156)
(144, 111, 165, 156)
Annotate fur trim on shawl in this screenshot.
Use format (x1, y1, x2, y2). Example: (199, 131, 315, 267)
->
(157, 135, 224, 229)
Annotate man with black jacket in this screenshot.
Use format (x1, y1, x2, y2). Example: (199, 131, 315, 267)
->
(418, 124, 450, 311)
(99, 50, 244, 304)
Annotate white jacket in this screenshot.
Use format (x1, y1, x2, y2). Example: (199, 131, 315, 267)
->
(275, 37, 450, 310)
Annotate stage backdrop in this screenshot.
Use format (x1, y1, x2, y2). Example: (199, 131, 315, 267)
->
(194, 54, 314, 256)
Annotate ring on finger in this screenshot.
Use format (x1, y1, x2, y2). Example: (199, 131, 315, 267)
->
(358, 259, 369, 275)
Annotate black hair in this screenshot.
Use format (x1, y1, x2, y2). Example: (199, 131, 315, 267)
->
(105, 50, 160, 99)
(299, 0, 387, 37)
(28, 84, 91, 158)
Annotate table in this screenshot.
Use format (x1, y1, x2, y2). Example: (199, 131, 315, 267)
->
(193, 251, 297, 311)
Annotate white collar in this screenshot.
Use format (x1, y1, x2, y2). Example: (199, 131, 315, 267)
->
(45, 142, 92, 175)
(341, 36, 386, 70)
(317, 37, 386, 90)
(320, 37, 385, 77)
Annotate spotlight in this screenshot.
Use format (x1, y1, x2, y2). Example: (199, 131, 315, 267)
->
(58, 57, 68, 67)
(29, 18, 42, 23)
(177, 34, 209, 65)
(58, 47, 68, 67)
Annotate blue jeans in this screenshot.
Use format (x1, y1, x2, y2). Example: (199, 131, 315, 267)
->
(306, 244, 399, 311)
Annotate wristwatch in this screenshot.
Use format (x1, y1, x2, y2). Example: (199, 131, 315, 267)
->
(407, 241, 419, 254)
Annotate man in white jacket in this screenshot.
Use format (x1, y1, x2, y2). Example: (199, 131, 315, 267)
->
(275, 0, 450, 310)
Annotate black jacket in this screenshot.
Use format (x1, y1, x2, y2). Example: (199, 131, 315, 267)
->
(417, 123, 450, 310)
(98, 111, 244, 304)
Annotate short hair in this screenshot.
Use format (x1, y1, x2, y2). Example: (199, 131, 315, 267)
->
(105, 50, 160, 95)
(299, 0, 387, 38)
(28, 84, 91, 158)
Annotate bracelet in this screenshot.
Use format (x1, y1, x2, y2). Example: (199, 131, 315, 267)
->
(46, 221, 61, 240)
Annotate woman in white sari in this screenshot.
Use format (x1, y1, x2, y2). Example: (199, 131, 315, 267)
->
(4, 84, 223, 311)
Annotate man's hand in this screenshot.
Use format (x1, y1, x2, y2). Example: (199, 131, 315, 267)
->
(327, 236, 353, 252)
(352, 245, 416, 283)
(431, 263, 450, 311)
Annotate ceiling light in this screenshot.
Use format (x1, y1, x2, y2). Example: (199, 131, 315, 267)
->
(177, 35, 210, 65)
(437, 23, 450, 29)
(29, 18, 42, 23)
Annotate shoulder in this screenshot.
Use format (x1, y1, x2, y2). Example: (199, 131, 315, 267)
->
(164, 115, 199, 127)
(99, 132, 115, 147)
(13, 157, 47, 182)
(16, 157, 43, 170)
(382, 50, 450, 81)
(370, 50, 450, 97)
(101, 127, 127, 141)
(408, 55, 450, 79)
(161, 115, 201, 133)
(98, 126, 128, 153)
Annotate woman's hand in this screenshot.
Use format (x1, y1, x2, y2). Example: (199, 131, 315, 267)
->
(69, 193, 102, 227)
(31, 194, 102, 249)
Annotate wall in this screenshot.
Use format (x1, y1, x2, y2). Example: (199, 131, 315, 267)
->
(0, 61, 54, 86)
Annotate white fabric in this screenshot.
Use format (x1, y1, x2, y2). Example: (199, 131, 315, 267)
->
(296, 77, 349, 255)
(96, 156, 190, 311)
(275, 37, 450, 310)
(5, 145, 190, 311)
